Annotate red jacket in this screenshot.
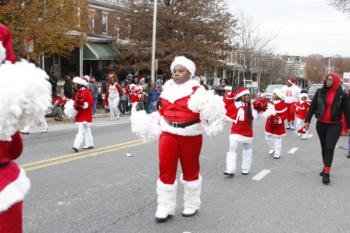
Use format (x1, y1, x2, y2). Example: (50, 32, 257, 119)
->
(265, 101, 288, 136)
(74, 88, 93, 123)
(226, 102, 253, 143)
(295, 101, 310, 120)
(0, 24, 16, 63)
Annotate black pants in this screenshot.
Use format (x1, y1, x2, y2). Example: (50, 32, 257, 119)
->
(119, 100, 128, 114)
(316, 121, 342, 168)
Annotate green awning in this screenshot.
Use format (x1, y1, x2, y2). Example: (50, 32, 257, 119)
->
(83, 42, 119, 60)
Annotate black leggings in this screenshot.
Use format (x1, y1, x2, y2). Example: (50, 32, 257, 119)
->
(316, 121, 342, 168)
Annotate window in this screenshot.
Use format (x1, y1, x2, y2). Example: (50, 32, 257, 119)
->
(89, 10, 96, 32)
(102, 12, 108, 33)
(114, 17, 120, 39)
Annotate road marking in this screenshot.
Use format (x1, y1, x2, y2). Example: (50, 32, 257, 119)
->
(21, 139, 144, 172)
(252, 169, 271, 181)
(288, 147, 299, 154)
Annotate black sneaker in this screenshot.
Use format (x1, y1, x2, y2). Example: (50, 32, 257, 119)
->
(322, 173, 330, 185)
(319, 171, 324, 176)
(223, 171, 234, 177)
(72, 147, 79, 153)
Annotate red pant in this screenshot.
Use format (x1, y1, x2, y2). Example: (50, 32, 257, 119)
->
(159, 132, 203, 184)
(0, 201, 22, 233)
(286, 102, 296, 122)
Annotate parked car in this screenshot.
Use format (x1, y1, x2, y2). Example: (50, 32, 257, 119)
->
(262, 84, 284, 99)
(308, 84, 323, 100)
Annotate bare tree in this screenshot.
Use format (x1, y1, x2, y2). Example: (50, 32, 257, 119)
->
(329, 0, 350, 13)
(305, 54, 327, 83)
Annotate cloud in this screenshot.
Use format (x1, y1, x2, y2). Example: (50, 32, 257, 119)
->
(225, 0, 350, 56)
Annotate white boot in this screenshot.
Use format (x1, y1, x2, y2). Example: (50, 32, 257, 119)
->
(155, 179, 177, 222)
(181, 175, 202, 217)
(224, 152, 236, 176)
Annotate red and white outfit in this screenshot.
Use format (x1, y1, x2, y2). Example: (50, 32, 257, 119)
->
(295, 93, 310, 139)
(264, 89, 288, 158)
(0, 132, 30, 233)
(72, 77, 94, 150)
(129, 84, 144, 105)
(0, 24, 51, 233)
(224, 88, 257, 175)
(281, 77, 301, 129)
(131, 56, 225, 220)
(105, 82, 123, 120)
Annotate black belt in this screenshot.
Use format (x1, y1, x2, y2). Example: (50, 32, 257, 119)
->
(0, 162, 10, 169)
(165, 119, 200, 128)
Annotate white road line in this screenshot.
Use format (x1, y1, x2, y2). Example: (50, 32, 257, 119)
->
(288, 147, 299, 154)
(252, 169, 271, 181)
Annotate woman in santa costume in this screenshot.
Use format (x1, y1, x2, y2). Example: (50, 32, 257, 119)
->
(66, 76, 94, 152)
(264, 89, 288, 159)
(281, 76, 301, 130)
(0, 24, 51, 233)
(223, 87, 258, 176)
(130, 54, 225, 222)
(104, 72, 123, 120)
(295, 91, 310, 139)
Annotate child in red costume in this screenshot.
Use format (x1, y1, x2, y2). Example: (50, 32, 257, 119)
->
(264, 89, 288, 159)
(72, 76, 94, 152)
(295, 92, 310, 139)
(224, 88, 258, 176)
(131, 54, 225, 222)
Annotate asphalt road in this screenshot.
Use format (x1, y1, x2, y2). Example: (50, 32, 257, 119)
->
(19, 116, 350, 233)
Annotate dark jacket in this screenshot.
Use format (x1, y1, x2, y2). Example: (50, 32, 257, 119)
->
(306, 86, 350, 128)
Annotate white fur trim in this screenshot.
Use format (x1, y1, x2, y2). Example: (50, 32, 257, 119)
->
(170, 56, 196, 77)
(235, 89, 250, 100)
(0, 167, 30, 213)
(73, 77, 88, 87)
(181, 174, 202, 210)
(0, 59, 51, 140)
(299, 93, 308, 100)
(82, 102, 88, 109)
(264, 132, 286, 137)
(64, 99, 77, 118)
(230, 133, 253, 144)
(160, 117, 202, 136)
(156, 179, 177, 215)
(161, 79, 200, 104)
(0, 42, 5, 64)
(224, 86, 232, 91)
(131, 110, 161, 143)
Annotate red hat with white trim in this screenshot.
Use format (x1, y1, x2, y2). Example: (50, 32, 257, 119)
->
(234, 87, 250, 100)
(288, 76, 297, 85)
(73, 76, 88, 87)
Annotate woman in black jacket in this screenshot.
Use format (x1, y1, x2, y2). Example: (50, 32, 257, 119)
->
(305, 73, 350, 185)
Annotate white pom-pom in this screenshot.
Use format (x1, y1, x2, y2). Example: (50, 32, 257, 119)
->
(64, 99, 76, 118)
(0, 59, 51, 140)
(131, 110, 161, 143)
(188, 87, 207, 113)
(263, 103, 276, 118)
(0, 42, 5, 64)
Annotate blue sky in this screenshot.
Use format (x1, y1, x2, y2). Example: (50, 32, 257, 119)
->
(225, 0, 350, 57)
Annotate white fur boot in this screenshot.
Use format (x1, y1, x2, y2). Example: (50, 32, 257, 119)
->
(155, 179, 177, 222)
(181, 175, 202, 217)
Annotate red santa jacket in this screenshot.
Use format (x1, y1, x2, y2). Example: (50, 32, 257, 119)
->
(265, 100, 288, 136)
(226, 101, 253, 143)
(0, 132, 30, 213)
(0, 24, 16, 63)
(130, 89, 144, 103)
(158, 79, 203, 136)
(295, 101, 310, 120)
(104, 82, 123, 106)
(74, 87, 93, 123)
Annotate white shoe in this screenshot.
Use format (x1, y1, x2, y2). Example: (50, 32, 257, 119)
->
(241, 169, 249, 175)
(273, 152, 280, 159)
(182, 208, 197, 217)
(268, 150, 274, 155)
(290, 125, 295, 130)
(155, 208, 172, 222)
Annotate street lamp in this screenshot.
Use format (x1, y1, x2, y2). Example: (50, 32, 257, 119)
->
(151, 0, 158, 84)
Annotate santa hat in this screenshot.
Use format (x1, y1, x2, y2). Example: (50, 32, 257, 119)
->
(234, 87, 250, 100)
(224, 85, 232, 91)
(170, 56, 196, 77)
(83, 75, 90, 82)
(273, 88, 284, 100)
(288, 76, 297, 85)
(299, 93, 308, 100)
(73, 76, 88, 87)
